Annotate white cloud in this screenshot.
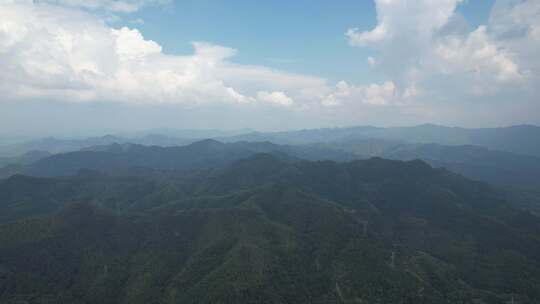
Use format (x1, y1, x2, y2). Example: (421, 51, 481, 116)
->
(403, 84, 421, 99)
(367, 56, 377, 66)
(347, 0, 463, 48)
(1, 0, 538, 130)
(345, 0, 538, 107)
(434, 25, 522, 84)
(364, 81, 396, 105)
(112, 27, 162, 60)
(0, 1, 340, 108)
(256, 91, 294, 107)
(322, 80, 398, 107)
(489, 0, 540, 81)
(346, 25, 387, 46)
(1, 1, 418, 115)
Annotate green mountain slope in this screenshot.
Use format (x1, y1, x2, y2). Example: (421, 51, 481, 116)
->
(311, 139, 540, 189)
(222, 124, 540, 157)
(0, 140, 355, 178)
(1, 156, 539, 303)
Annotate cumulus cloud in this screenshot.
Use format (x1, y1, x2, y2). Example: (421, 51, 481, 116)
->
(346, 0, 539, 117)
(322, 80, 399, 107)
(1, 0, 538, 132)
(0, 2, 238, 104)
(434, 25, 522, 89)
(347, 0, 462, 48)
(0, 0, 406, 114)
(489, 0, 540, 81)
(0, 2, 333, 108)
(112, 27, 162, 60)
(367, 56, 377, 67)
(256, 91, 294, 107)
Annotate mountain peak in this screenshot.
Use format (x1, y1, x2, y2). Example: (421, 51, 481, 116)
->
(188, 138, 225, 148)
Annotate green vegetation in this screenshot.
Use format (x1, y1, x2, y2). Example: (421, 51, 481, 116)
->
(1, 154, 540, 303)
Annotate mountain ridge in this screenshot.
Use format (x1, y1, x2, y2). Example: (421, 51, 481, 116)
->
(1, 154, 540, 303)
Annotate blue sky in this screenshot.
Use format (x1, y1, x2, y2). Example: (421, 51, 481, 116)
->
(0, 0, 538, 136)
(112, 0, 494, 83)
(113, 0, 380, 83)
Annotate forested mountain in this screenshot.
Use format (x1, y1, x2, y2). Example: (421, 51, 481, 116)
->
(3, 124, 540, 158)
(313, 139, 540, 189)
(0, 135, 193, 157)
(220, 124, 540, 157)
(3, 0, 539, 302)
(0, 140, 355, 178)
(1, 128, 539, 303)
(1, 155, 540, 303)
(0, 150, 51, 168)
(4, 136, 540, 191)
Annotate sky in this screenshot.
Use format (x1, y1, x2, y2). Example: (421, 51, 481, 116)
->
(0, 0, 539, 137)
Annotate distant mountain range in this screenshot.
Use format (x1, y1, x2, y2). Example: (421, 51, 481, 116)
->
(0, 129, 250, 157)
(0, 150, 51, 168)
(1, 124, 540, 218)
(1, 125, 539, 302)
(3, 137, 540, 191)
(0, 134, 193, 157)
(220, 124, 540, 157)
(0, 140, 355, 178)
(2, 124, 540, 158)
(312, 138, 540, 189)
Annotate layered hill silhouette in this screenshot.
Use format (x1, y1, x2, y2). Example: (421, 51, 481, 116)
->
(2, 124, 540, 158)
(0, 140, 354, 178)
(3, 137, 540, 192)
(220, 124, 540, 157)
(313, 139, 540, 188)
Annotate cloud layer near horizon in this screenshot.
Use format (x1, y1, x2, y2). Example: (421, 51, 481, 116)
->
(0, 0, 539, 132)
